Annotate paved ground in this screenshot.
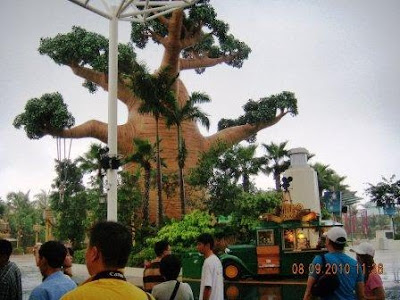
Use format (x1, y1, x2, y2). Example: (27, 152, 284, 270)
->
(13, 244, 400, 300)
(12, 254, 144, 300)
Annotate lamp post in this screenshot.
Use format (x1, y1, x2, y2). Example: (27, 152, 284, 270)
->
(67, 0, 199, 221)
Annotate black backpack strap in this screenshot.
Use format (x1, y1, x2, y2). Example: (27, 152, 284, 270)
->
(321, 254, 327, 274)
(169, 281, 180, 300)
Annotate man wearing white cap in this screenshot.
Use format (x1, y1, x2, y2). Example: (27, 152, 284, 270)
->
(350, 242, 385, 300)
(303, 227, 365, 300)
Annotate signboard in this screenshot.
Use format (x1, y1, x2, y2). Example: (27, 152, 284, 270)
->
(322, 191, 342, 216)
(383, 206, 396, 216)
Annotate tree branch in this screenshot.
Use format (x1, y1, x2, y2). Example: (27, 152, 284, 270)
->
(70, 64, 107, 88)
(205, 112, 288, 151)
(157, 15, 170, 27)
(149, 29, 167, 46)
(50, 120, 108, 144)
(180, 55, 233, 70)
(70, 64, 136, 107)
(181, 25, 203, 49)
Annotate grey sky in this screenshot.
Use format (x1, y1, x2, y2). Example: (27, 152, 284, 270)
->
(1, 0, 399, 202)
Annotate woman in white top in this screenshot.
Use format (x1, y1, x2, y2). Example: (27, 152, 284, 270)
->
(152, 254, 194, 300)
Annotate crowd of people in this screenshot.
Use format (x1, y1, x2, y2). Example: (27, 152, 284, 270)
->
(1, 223, 385, 300)
(0, 222, 223, 300)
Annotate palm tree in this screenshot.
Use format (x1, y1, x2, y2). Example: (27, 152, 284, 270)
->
(312, 162, 348, 198)
(164, 92, 210, 215)
(261, 141, 290, 191)
(125, 138, 157, 224)
(221, 144, 262, 193)
(132, 67, 177, 225)
(33, 189, 50, 210)
(76, 143, 104, 189)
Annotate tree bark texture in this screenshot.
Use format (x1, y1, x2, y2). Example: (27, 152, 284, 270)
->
(54, 10, 289, 221)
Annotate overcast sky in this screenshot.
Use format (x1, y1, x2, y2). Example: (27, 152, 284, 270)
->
(1, 0, 399, 202)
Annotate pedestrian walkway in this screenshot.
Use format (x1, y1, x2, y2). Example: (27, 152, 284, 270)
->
(13, 245, 400, 300)
(13, 254, 145, 299)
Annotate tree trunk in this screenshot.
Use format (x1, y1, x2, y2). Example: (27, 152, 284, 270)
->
(143, 167, 151, 225)
(155, 116, 163, 226)
(274, 173, 281, 191)
(59, 82, 288, 222)
(243, 173, 250, 193)
(177, 125, 186, 215)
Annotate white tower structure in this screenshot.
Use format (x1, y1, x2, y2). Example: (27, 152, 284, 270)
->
(283, 148, 321, 216)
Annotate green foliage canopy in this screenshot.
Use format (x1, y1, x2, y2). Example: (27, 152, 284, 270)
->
(366, 175, 400, 208)
(218, 91, 298, 142)
(13, 92, 75, 139)
(5, 192, 42, 249)
(38, 26, 139, 93)
(147, 210, 214, 251)
(230, 191, 281, 243)
(50, 159, 87, 247)
(131, 1, 251, 74)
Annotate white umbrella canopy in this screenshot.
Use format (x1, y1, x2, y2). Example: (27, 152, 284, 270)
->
(67, 0, 200, 22)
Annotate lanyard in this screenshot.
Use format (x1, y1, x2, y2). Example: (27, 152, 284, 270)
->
(92, 270, 127, 281)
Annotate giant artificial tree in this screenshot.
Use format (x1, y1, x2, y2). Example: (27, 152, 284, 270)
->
(14, 2, 298, 221)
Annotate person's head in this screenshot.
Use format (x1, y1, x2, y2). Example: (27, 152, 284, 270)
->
(160, 254, 181, 281)
(350, 242, 376, 280)
(325, 227, 347, 251)
(63, 246, 74, 271)
(350, 242, 375, 258)
(0, 239, 12, 267)
(154, 240, 171, 258)
(196, 233, 214, 256)
(37, 241, 67, 276)
(85, 221, 132, 275)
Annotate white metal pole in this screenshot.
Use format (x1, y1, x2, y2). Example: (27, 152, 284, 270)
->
(107, 6, 118, 221)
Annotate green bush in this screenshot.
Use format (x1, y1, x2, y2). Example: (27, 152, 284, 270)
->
(13, 247, 24, 255)
(73, 249, 86, 264)
(128, 246, 155, 268)
(127, 210, 214, 267)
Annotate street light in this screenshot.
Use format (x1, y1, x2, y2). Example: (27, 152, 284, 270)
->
(67, 0, 199, 221)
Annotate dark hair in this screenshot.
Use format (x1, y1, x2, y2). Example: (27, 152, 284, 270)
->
(357, 254, 375, 282)
(197, 233, 214, 250)
(89, 221, 132, 268)
(154, 240, 169, 257)
(329, 239, 345, 251)
(160, 254, 181, 280)
(0, 239, 12, 257)
(39, 241, 67, 268)
(67, 247, 74, 257)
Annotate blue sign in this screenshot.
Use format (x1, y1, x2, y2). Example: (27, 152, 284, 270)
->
(383, 206, 396, 216)
(322, 191, 342, 215)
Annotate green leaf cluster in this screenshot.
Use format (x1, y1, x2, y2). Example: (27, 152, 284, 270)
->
(13, 92, 75, 139)
(117, 171, 142, 228)
(131, 66, 177, 118)
(184, 4, 250, 72)
(147, 210, 214, 250)
(50, 159, 87, 247)
(218, 91, 298, 140)
(39, 26, 109, 70)
(128, 210, 214, 267)
(366, 175, 400, 208)
(312, 162, 348, 198)
(5, 192, 43, 249)
(131, 20, 168, 49)
(39, 26, 139, 93)
(229, 191, 281, 243)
